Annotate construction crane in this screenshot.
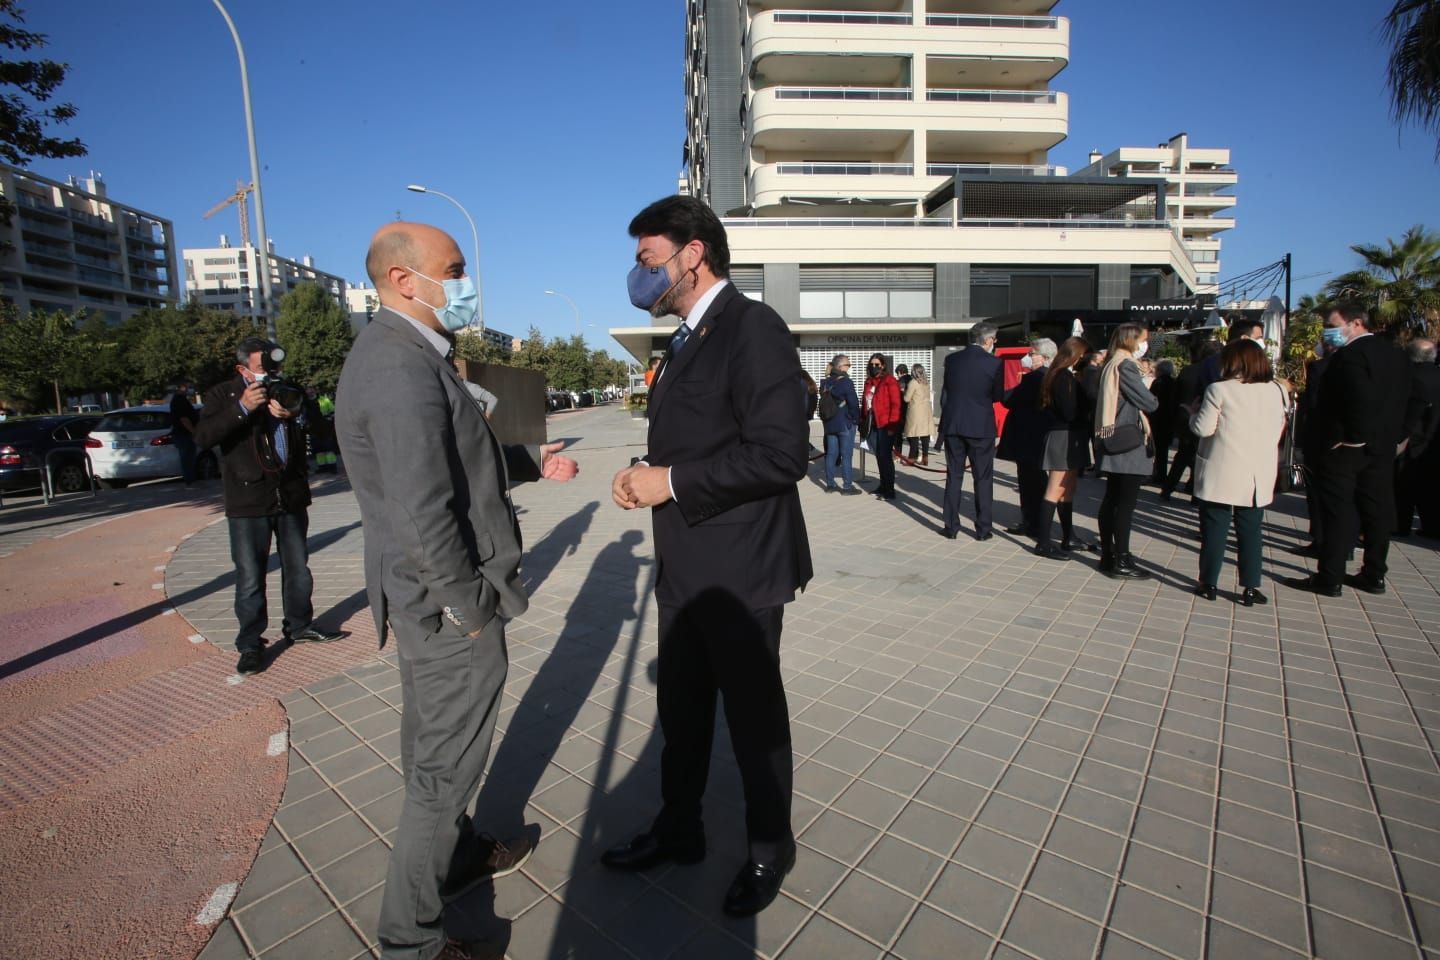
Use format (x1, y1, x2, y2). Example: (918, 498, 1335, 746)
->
(204, 180, 255, 246)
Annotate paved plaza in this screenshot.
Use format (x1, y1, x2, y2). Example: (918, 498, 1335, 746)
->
(167, 406, 1440, 960)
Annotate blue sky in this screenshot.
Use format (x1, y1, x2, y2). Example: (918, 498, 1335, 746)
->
(20, 0, 1440, 354)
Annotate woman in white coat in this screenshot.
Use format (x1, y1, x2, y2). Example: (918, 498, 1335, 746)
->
(1189, 338, 1289, 606)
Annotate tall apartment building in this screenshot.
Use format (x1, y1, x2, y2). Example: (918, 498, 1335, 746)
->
(614, 0, 1222, 390)
(0, 165, 177, 325)
(1074, 133, 1236, 295)
(183, 236, 348, 317)
(345, 282, 379, 334)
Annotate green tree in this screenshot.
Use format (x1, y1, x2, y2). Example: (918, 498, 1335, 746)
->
(510, 324, 553, 376)
(1281, 292, 1332, 387)
(275, 283, 353, 391)
(454, 330, 509, 366)
(1385, 0, 1440, 159)
(126, 307, 191, 400)
(188, 300, 265, 391)
(547, 335, 594, 392)
(1324, 224, 1440, 334)
(0, 304, 80, 411)
(0, 1, 86, 232)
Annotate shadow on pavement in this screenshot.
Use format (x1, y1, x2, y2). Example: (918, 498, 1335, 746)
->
(518, 502, 599, 596)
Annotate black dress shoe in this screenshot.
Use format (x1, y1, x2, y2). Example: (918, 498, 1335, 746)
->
(1240, 588, 1269, 607)
(1293, 542, 1322, 558)
(940, 527, 958, 540)
(236, 649, 265, 674)
(291, 627, 345, 643)
(1104, 554, 1151, 580)
(1284, 575, 1342, 597)
(975, 531, 994, 542)
(600, 831, 705, 872)
(1004, 524, 1029, 536)
(1060, 537, 1099, 553)
(1034, 542, 1072, 561)
(1345, 573, 1387, 595)
(722, 844, 796, 917)
(1194, 583, 1217, 601)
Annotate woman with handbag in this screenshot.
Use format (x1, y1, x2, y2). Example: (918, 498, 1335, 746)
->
(903, 363, 934, 465)
(1189, 338, 1288, 605)
(861, 353, 902, 501)
(1094, 323, 1161, 579)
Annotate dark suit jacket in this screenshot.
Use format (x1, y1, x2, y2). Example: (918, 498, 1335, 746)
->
(1403, 362, 1440, 460)
(1316, 334, 1413, 454)
(335, 308, 541, 647)
(644, 284, 812, 610)
(998, 368, 1052, 465)
(193, 375, 311, 519)
(939, 346, 1003, 439)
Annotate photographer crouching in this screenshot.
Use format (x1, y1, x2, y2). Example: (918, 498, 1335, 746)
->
(194, 337, 342, 675)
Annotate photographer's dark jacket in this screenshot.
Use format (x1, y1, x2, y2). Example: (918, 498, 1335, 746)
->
(194, 375, 312, 518)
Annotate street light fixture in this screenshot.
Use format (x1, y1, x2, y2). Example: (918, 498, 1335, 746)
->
(211, 0, 275, 338)
(406, 184, 484, 332)
(544, 289, 582, 339)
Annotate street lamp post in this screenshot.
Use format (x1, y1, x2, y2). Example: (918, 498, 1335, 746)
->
(544, 289, 581, 339)
(211, 0, 275, 339)
(406, 184, 484, 333)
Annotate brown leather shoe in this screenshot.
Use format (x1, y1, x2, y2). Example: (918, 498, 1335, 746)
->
(440, 832, 535, 901)
(437, 938, 503, 960)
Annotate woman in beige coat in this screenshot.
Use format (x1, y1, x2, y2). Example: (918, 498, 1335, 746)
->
(1189, 338, 1289, 606)
(903, 363, 934, 465)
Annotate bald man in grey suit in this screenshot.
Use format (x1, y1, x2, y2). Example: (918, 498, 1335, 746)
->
(336, 222, 577, 960)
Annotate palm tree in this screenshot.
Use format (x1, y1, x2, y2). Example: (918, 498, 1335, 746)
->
(1325, 224, 1440, 334)
(1385, 0, 1440, 158)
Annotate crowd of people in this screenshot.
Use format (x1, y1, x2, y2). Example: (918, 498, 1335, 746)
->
(815, 305, 1440, 604)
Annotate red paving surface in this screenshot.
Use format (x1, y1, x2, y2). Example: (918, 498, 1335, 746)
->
(0, 495, 378, 959)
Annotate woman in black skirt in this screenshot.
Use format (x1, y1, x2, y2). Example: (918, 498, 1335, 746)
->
(1034, 336, 1093, 559)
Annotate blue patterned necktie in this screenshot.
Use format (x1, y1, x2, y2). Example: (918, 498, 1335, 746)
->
(670, 322, 692, 356)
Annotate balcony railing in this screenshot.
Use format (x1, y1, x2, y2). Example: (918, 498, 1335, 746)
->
(773, 86, 912, 101)
(772, 10, 912, 25)
(65, 206, 109, 228)
(721, 217, 1170, 229)
(774, 163, 915, 176)
(925, 14, 1061, 29)
(17, 215, 72, 240)
(15, 194, 64, 216)
(23, 260, 74, 277)
(926, 88, 1059, 104)
(926, 163, 1059, 177)
(126, 228, 164, 245)
(72, 231, 121, 253)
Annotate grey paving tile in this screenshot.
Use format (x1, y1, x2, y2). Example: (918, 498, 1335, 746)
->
(1310, 908, 1417, 960)
(256, 912, 366, 960)
(783, 848, 849, 908)
(236, 843, 308, 908)
(953, 826, 1035, 888)
(316, 839, 389, 905)
(234, 873, 334, 952)
(1119, 842, 1208, 910)
(858, 835, 943, 899)
(891, 905, 994, 960)
(291, 813, 379, 870)
(887, 802, 969, 858)
(1209, 873, 1308, 952)
(1043, 817, 1126, 874)
(1002, 894, 1101, 960)
(779, 913, 884, 959)
(800, 810, 880, 866)
(822, 870, 916, 946)
(1024, 852, 1113, 923)
(927, 862, 1016, 935)
(1106, 884, 1203, 960)
(197, 918, 249, 960)
(1305, 863, 1413, 939)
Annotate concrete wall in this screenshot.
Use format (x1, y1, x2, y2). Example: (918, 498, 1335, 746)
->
(456, 361, 548, 447)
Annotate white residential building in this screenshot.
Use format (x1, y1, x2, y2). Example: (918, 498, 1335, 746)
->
(0, 165, 177, 325)
(183, 236, 347, 317)
(612, 0, 1219, 391)
(1073, 133, 1237, 295)
(345, 282, 379, 334)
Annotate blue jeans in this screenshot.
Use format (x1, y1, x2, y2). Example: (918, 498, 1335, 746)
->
(824, 428, 856, 489)
(229, 512, 314, 651)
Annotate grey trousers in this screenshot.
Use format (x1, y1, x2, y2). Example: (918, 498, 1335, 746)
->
(378, 613, 508, 960)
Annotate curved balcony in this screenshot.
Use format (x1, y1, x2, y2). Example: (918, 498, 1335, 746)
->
(750, 86, 1067, 153)
(750, 162, 924, 210)
(748, 9, 1068, 67)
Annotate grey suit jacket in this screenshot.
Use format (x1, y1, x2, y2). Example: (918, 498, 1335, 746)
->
(335, 308, 541, 647)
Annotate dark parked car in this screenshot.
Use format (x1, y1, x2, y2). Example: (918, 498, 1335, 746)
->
(0, 415, 102, 494)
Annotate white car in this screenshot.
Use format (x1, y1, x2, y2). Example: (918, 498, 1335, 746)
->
(85, 405, 217, 488)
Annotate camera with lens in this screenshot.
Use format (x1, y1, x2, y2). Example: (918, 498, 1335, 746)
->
(249, 341, 306, 415)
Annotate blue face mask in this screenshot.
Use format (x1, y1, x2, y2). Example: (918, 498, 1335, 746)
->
(627, 248, 684, 312)
(1322, 326, 1347, 349)
(408, 267, 478, 332)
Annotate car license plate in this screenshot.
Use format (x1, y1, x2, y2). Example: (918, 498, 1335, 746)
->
(112, 440, 143, 449)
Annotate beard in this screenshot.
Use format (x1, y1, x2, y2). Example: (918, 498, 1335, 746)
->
(649, 265, 689, 319)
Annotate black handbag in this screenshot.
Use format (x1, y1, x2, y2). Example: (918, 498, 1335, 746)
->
(858, 408, 874, 441)
(1100, 422, 1145, 456)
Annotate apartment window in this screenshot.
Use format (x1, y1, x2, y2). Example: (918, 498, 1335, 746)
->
(203, 256, 236, 266)
(969, 268, 1096, 317)
(799, 266, 934, 320)
(1130, 271, 1162, 303)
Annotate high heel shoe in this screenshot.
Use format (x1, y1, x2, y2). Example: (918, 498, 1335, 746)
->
(1240, 587, 1269, 607)
(1194, 583, 1217, 601)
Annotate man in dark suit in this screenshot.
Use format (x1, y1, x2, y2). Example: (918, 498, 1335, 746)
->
(336, 222, 578, 960)
(608, 196, 812, 918)
(939, 321, 1004, 540)
(1296, 344, 1333, 555)
(1000, 338, 1055, 538)
(1395, 338, 1440, 538)
(193, 340, 344, 675)
(1292, 302, 1413, 597)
